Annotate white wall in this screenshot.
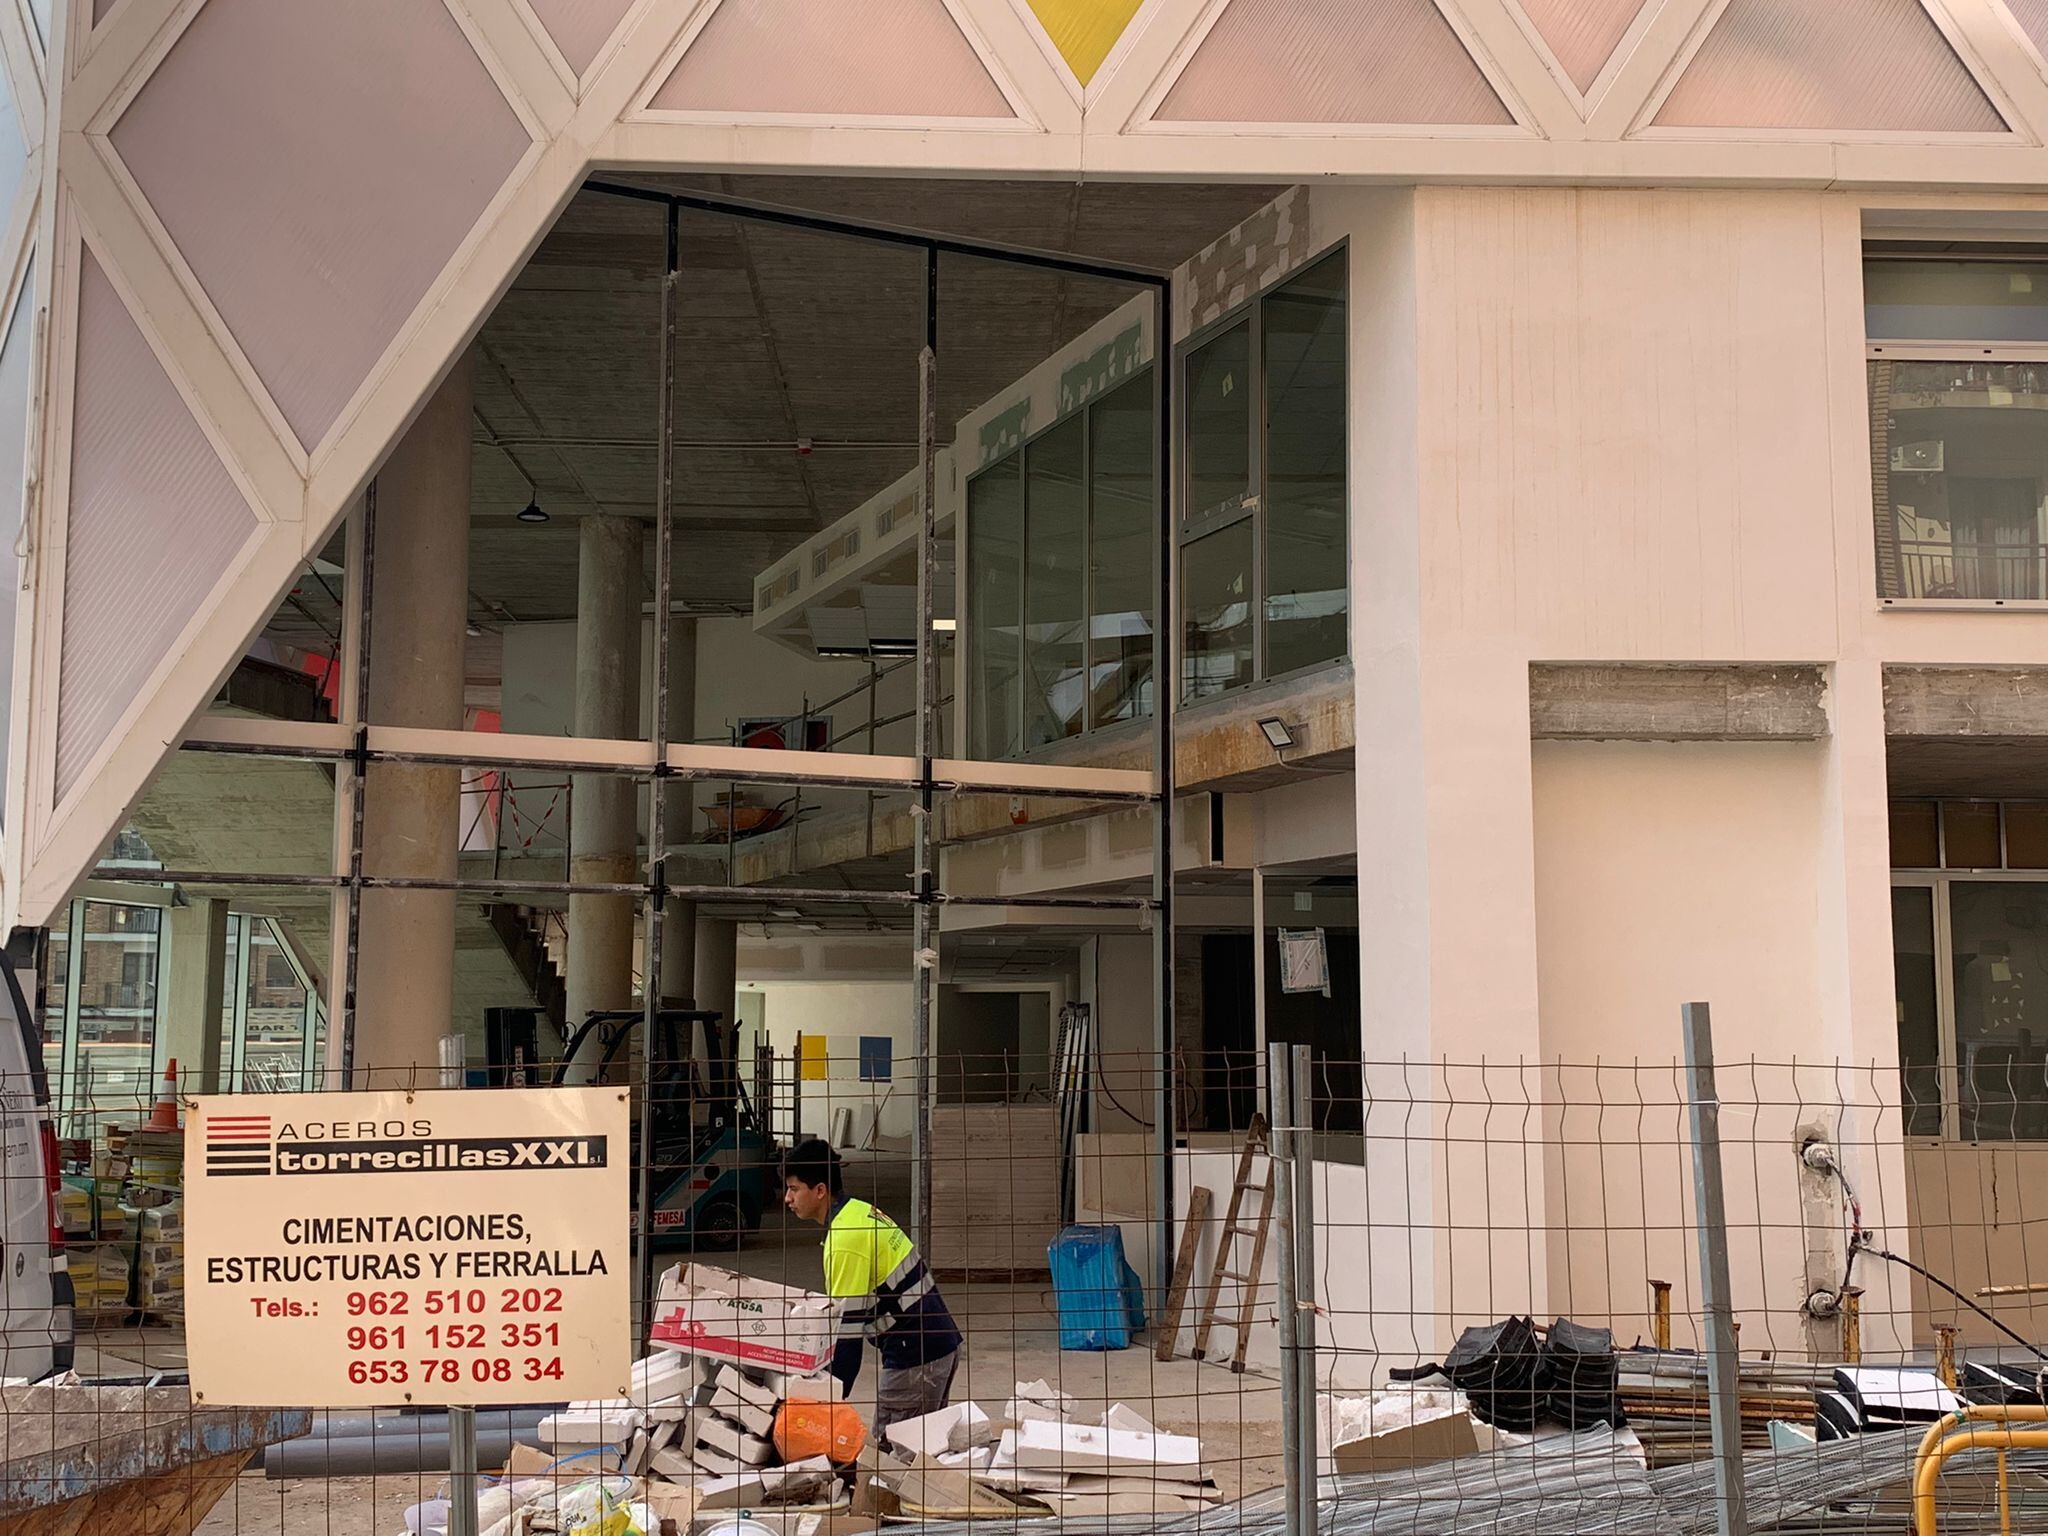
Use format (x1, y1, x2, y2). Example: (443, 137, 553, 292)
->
(1527, 740, 1906, 1351)
(742, 978, 916, 1144)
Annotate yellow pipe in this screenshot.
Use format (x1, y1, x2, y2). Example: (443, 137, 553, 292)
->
(1649, 1279, 1671, 1351)
(1997, 1448, 2011, 1536)
(1913, 1407, 2048, 1536)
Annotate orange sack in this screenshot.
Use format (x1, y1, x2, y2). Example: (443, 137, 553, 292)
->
(773, 1398, 866, 1466)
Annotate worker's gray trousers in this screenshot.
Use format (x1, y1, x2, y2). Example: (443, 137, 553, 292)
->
(874, 1351, 959, 1438)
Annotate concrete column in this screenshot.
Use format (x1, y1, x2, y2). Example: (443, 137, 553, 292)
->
(565, 515, 643, 1034)
(163, 897, 229, 1093)
(660, 617, 697, 1003)
(693, 914, 737, 1035)
(353, 352, 473, 1085)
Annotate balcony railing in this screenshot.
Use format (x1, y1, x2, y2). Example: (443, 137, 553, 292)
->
(1889, 538, 2048, 601)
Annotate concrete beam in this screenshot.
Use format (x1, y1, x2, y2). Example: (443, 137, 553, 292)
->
(1884, 666, 2048, 738)
(1530, 663, 1828, 742)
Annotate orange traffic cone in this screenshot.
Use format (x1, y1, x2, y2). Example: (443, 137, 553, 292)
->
(144, 1060, 180, 1132)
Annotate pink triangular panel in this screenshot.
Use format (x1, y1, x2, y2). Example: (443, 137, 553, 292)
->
(2004, 0, 2048, 58)
(1515, 0, 1650, 92)
(529, 0, 635, 76)
(1155, 0, 1514, 125)
(650, 0, 1014, 116)
(55, 253, 257, 799)
(1653, 0, 2005, 131)
(109, 0, 530, 452)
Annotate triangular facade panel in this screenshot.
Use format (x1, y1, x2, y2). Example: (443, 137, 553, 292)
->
(54, 252, 258, 800)
(1652, 0, 2006, 131)
(1025, 0, 1145, 86)
(650, 0, 1015, 116)
(2002, 0, 2048, 60)
(1513, 0, 1651, 93)
(1154, 0, 1514, 125)
(527, 0, 637, 77)
(107, 0, 532, 453)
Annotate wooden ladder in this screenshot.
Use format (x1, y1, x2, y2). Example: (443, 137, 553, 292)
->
(1189, 1113, 1275, 1373)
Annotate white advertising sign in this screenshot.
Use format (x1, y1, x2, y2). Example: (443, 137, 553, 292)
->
(185, 1087, 630, 1407)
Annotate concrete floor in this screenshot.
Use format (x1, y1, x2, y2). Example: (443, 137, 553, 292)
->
(163, 1150, 1282, 1534)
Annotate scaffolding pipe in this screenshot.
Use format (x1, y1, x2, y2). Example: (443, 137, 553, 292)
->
(635, 198, 679, 1351)
(1269, 1040, 1303, 1536)
(1151, 280, 1177, 1304)
(1291, 1041, 1317, 1535)
(910, 249, 939, 1249)
(340, 483, 375, 1083)
(1681, 1001, 1749, 1536)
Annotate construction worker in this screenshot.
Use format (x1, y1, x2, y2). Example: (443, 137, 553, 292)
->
(781, 1137, 961, 1436)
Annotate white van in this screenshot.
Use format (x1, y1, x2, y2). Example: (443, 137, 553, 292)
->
(0, 948, 71, 1378)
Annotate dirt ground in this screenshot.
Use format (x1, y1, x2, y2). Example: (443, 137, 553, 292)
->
(145, 1154, 1283, 1536)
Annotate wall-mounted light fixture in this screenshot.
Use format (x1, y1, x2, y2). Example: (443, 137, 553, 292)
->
(1257, 717, 1295, 752)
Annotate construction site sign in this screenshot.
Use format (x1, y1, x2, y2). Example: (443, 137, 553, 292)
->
(184, 1086, 631, 1407)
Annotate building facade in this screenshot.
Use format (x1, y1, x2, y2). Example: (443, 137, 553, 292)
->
(1, 0, 2047, 1368)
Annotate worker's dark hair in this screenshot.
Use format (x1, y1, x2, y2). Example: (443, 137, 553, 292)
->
(781, 1137, 843, 1196)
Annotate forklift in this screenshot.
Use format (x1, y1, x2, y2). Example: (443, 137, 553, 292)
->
(547, 1007, 781, 1249)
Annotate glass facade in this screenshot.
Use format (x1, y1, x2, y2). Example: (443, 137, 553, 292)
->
(39, 897, 326, 1133)
(1890, 798, 2048, 1141)
(1867, 258, 2048, 603)
(1179, 249, 1349, 700)
(966, 368, 1157, 756)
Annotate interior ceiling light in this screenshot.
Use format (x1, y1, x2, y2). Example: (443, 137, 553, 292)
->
(466, 622, 484, 638)
(1258, 717, 1296, 751)
(516, 498, 548, 524)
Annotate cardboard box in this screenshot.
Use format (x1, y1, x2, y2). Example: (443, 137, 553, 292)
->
(650, 1264, 837, 1374)
(1329, 1409, 1479, 1476)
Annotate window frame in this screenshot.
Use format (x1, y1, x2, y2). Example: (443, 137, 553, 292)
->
(963, 364, 1159, 759)
(1174, 242, 1350, 702)
(1865, 250, 2048, 611)
(1888, 868, 2048, 1143)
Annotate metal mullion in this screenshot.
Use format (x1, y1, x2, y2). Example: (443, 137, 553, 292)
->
(227, 914, 252, 1093)
(1250, 289, 1268, 685)
(1931, 875, 1961, 1142)
(1151, 278, 1177, 1301)
(59, 899, 84, 1133)
(1082, 396, 1096, 737)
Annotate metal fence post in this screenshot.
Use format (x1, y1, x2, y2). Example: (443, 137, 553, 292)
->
(1269, 1040, 1304, 1536)
(1291, 1042, 1318, 1534)
(1681, 1002, 1750, 1536)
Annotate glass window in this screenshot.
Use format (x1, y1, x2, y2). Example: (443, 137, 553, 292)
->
(1890, 800, 1940, 868)
(967, 452, 1023, 759)
(1183, 520, 1254, 700)
(1866, 259, 2048, 343)
(1022, 416, 1086, 748)
(1185, 321, 1252, 520)
(1892, 886, 1942, 1137)
(1262, 254, 1347, 676)
(1088, 374, 1154, 731)
(241, 920, 309, 1091)
(73, 902, 160, 1133)
(1871, 361, 2048, 601)
(42, 916, 70, 1098)
(2009, 804, 2048, 869)
(1945, 800, 2003, 869)
(1949, 882, 2048, 1140)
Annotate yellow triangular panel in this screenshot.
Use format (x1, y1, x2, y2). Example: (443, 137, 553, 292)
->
(1026, 0, 1144, 84)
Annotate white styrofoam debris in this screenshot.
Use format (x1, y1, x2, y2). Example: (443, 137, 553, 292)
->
(697, 1412, 776, 1465)
(935, 1445, 995, 1470)
(631, 1352, 693, 1406)
(539, 1407, 642, 1446)
(883, 1400, 994, 1459)
(1011, 1418, 1205, 1479)
(1103, 1403, 1158, 1437)
(688, 1440, 747, 1477)
(762, 1368, 846, 1402)
(716, 1363, 782, 1411)
(712, 1384, 777, 1438)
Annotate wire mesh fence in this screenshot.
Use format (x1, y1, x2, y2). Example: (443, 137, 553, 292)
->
(1, 1025, 2045, 1536)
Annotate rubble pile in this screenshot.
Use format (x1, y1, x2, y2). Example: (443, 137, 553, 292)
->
(403, 1265, 1218, 1536)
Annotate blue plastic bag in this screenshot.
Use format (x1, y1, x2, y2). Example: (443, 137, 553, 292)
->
(1049, 1224, 1147, 1350)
